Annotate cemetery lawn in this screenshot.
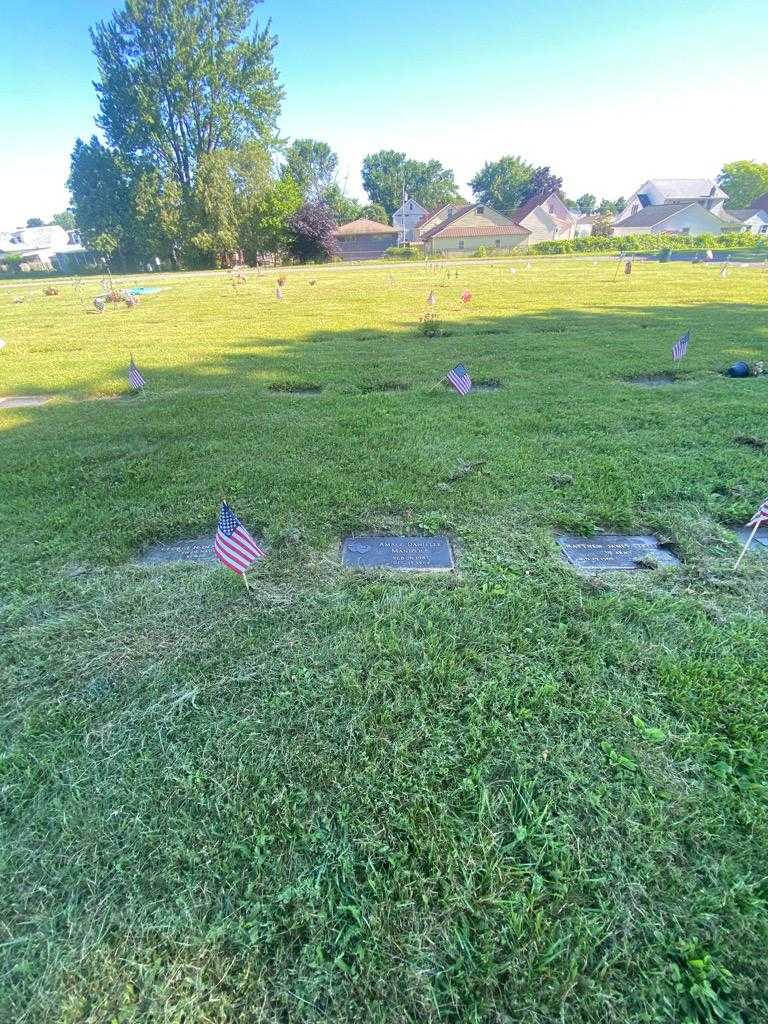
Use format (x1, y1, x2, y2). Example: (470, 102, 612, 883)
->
(3, 258, 768, 1023)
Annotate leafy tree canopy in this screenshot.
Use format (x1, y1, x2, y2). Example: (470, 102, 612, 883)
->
(576, 194, 597, 214)
(90, 0, 282, 192)
(361, 151, 462, 218)
(469, 156, 562, 212)
(324, 184, 361, 225)
(288, 202, 339, 263)
(67, 136, 141, 266)
(281, 139, 338, 202)
(52, 211, 76, 230)
(719, 160, 768, 208)
(360, 203, 388, 224)
(26, 217, 45, 228)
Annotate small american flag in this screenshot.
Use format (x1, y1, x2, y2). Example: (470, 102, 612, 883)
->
(447, 363, 472, 395)
(427, 290, 436, 305)
(747, 497, 768, 527)
(276, 286, 284, 300)
(672, 331, 690, 363)
(215, 501, 266, 575)
(128, 359, 146, 391)
(461, 290, 472, 303)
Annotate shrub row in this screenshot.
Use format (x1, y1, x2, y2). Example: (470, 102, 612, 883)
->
(529, 232, 768, 255)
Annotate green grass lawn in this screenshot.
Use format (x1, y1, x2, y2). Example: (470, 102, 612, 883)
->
(2, 258, 768, 1023)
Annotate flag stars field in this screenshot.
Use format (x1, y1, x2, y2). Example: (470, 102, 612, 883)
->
(2, 256, 768, 1023)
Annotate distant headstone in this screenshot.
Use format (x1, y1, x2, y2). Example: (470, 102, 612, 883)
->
(342, 535, 454, 572)
(0, 395, 52, 408)
(138, 536, 216, 565)
(557, 533, 680, 572)
(733, 526, 768, 551)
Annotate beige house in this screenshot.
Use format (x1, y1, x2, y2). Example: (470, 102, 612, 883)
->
(419, 204, 529, 255)
(508, 191, 577, 243)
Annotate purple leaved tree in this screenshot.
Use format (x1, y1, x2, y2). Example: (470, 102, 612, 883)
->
(288, 203, 339, 263)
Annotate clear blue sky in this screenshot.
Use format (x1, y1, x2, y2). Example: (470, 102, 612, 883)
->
(1, 0, 766, 226)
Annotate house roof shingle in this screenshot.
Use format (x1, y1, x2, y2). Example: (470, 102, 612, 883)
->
(427, 224, 530, 239)
(645, 178, 727, 200)
(721, 208, 766, 222)
(614, 202, 725, 228)
(333, 218, 399, 237)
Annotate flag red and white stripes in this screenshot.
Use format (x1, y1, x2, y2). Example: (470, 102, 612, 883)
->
(672, 331, 690, 363)
(215, 502, 266, 575)
(128, 359, 146, 390)
(446, 363, 472, 395)
(747, 497, 768, 528)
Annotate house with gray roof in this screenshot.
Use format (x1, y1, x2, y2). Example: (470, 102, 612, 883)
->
(611, 201, 729, 237)
(615, 178, 727, 230)
(333, 218, 399, 260)
(721, 208, 768, 234)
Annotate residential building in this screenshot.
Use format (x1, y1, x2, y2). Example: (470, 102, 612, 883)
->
(750, 193, 768, 213)
(615, 179, 727, 225)
(0, 224, 94, 271)
(419, 204, 529, 255)
(392, 197, 428, 242)
(414, 203, 473, 240)
(333, 218, 399, 260)
(573, 214, 601, 238)
(611, 202, 729, 237)
(507, 190, 577, 243)
(720, 208, 768, 234)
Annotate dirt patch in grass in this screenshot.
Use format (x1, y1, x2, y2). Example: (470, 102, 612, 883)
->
(473, 379, 503, 391)
(734, 434, 768, 450)
(359, 382, 410, 393)
(267, 382, 322, 395)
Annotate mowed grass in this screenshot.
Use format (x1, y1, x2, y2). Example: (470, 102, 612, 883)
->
(2, 258, 768, 1023)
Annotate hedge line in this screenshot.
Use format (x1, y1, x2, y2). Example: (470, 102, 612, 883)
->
(529, 232, 767, 255)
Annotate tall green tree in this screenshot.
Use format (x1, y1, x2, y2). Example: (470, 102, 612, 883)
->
(240, 177, 302, 262)
(576, 194, 597, 214)
(469, 156, 562, 212)
(361, 151, 462, 218)
(324, 184, 361, 225)
(90, 0, 283, 194)
(281, 139, 338, 202)
(52, 211, 76, 230)
(67, 136, 142, 266)
(469, 156, 534, 210)
(360, 203, 388, 224)
(719, 161, 768, 208)
(26, 217, 45, 228)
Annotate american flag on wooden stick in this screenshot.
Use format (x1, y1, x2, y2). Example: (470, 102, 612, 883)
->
(214, 501, 266, 575)
(128, 358, 146, 391)
(747, 497, 768, 527)
(672, 331, 690, 363)
(447, 363, 472, 395)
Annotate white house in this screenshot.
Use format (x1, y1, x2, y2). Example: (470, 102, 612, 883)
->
(507, 190, 577, 243)
(611, 202, 729, 237)
(573, 214, 601, 238)
(615, 179, 727, 225)
(0, 224, 90, 270)
(392, 197, 429, 242)
(719, 208, 768, 234)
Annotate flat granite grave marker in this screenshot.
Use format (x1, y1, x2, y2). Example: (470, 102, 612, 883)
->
(734, 526, 768, 551)
(557, 534, 680, 572)
(138, 536, 217, 565)
(0, 395, 52, 408)
(342, 535, 454, 572)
